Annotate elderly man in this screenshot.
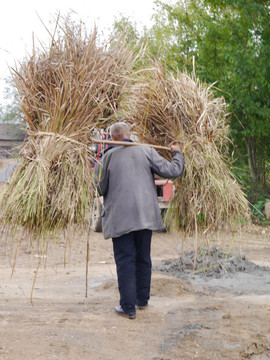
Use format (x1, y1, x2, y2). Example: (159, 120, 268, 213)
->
(94, 122, 184, 319)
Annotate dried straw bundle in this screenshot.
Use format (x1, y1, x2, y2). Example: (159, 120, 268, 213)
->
(123, 63, 250, 234)
(0, 18, 137, 236)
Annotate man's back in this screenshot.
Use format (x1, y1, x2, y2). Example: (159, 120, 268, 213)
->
(95, 145, 184, 239)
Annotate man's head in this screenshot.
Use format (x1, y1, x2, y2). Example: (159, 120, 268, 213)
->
(111, 122, 130, 141)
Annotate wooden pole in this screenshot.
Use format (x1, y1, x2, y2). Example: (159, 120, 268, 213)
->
(85, 226, 90, 298)
(92, 139, 171, 151)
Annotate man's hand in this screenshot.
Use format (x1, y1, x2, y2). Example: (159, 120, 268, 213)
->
(170, 144, 181, 152)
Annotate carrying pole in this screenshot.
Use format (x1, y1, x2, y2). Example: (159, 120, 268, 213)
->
(92, 139, 171, 151)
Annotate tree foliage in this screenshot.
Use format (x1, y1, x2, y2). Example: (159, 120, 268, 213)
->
(0, 77, 22, 123)
(147, 0, 270, 199)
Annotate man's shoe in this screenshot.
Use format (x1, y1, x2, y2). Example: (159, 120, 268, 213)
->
(114, 306, 136, 319)
(136, 304, 148, 310)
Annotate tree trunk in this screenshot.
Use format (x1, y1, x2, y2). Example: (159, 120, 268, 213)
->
(245, 136, 267, 186)
(245, 136, 259, 182)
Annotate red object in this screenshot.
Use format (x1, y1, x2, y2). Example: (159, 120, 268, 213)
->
(96, 130, 110, 161)
(154, 179, 173, 201)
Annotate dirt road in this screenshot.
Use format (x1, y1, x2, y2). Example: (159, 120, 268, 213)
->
(0, 226, 270, 360)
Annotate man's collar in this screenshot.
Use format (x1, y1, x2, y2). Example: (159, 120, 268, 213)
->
(103, 138, 134, 154)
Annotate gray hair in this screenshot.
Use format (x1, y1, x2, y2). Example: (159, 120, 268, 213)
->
(111, 122, 130, 140)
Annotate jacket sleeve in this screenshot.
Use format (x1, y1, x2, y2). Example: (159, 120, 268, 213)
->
(94, 158, 109, 196)
(149, 148, 184, 178)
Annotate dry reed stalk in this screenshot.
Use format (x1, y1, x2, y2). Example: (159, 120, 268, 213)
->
(0, 16, 140, 238)
(123, 62, 250, 235)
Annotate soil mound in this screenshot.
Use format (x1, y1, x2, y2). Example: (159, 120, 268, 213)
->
(151, 274, 187, 297)
(154, 246, 269, 279)
(97, 275, 187, 297)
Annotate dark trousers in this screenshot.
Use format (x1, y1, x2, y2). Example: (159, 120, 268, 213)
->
(112, 229, 152, 313)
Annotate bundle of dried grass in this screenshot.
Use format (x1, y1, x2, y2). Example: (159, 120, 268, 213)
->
(123, 62, 250, 235)
(0, 17, 137, 236)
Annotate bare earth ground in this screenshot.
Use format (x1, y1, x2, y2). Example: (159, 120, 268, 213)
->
(0, 159, 270, 360)
(0, 224, 270, 360)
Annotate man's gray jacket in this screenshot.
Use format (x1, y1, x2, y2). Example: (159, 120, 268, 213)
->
(94, 145, 184, 239)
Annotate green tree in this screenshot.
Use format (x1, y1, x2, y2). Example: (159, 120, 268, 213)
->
(148, 0, 270, 198)
(0, 77, 22, 123)
(112, 16, 142, 44)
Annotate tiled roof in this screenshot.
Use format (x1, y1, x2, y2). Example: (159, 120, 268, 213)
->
(0, 124, 27, 141)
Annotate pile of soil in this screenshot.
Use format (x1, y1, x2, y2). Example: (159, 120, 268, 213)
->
(154, 246, 267, 279)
